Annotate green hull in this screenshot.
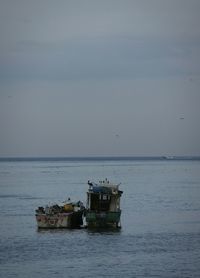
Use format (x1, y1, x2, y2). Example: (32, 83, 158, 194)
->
(86, 211, 121, 228)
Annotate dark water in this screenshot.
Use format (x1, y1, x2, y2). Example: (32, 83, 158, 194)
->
(0, 158, 200, 277)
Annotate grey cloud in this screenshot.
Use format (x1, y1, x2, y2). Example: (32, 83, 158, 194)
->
(0, 0, 200, 156)
(1, 36, 200, 81)
(1, 0, 200, 82)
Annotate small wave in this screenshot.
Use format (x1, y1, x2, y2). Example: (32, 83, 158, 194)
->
(0, 194, 20, 199)
(18, 196, 45, 200)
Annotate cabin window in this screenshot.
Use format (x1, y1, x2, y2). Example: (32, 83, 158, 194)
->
(90, 194, 100, 210)
(99, 194, 110, 201)
(99, 194, 110, 211)
(90, 194, 111, 211)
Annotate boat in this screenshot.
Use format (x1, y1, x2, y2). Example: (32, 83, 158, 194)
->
(85, 179, 123, 228)
(35, 200, 85, 229)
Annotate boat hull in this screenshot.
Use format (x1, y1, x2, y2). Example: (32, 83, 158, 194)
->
(36, 211, 83, 229)
(86, 211, 121, 228)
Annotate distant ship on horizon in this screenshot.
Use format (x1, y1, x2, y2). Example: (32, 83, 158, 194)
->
(163, 156, 175, 160)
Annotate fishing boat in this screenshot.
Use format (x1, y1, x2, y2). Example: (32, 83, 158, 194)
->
(85, 179, 123, 228)
(35, 200, 85, 229)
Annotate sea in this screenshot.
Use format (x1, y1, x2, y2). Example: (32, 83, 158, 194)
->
(0, 157, 200, 278)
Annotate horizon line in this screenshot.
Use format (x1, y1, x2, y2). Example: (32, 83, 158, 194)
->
(0, 155, 200, 162)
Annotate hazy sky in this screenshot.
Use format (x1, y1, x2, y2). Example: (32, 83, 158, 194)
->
(0, 0, 200, 157)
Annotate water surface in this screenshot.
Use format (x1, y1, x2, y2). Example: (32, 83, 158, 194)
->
(0, 158, 200, 277)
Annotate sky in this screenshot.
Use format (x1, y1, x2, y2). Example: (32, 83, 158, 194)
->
(0, 0, 200, 157)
